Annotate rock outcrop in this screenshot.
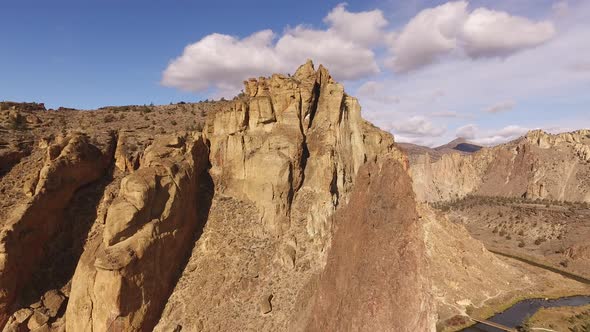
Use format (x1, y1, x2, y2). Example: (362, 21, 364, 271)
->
(410, 130, 590, 202)
(204, 60, 398, 240)
(66, 133, 211, 332)
(0, 132, 115, 329)
(154, 62, 405, 331)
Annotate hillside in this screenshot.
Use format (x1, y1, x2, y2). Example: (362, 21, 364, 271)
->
(410, 130, 590, 203)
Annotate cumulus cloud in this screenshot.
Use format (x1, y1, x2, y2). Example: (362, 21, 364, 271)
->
(387, 116, 447, 138)
(462, 8, 556, 58)
(483, 100, 515, 113)
(456, 124, 478, 139)
(162, 31, 282, 92)
(162, 4, 385, 93)
(386, 1, 468, 72)
(386, 1, 556, 72)
(323, 3, 388, 47)
(457, 124, 531, 145)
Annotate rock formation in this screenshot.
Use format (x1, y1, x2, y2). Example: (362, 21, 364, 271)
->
(155, 61, 405, 331)
(66, 134, 211, 332)
(0, 132, 115, 328)
(410, 130, 590, 202)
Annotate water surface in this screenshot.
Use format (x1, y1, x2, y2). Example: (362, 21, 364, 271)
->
(462, 295, 590, 331)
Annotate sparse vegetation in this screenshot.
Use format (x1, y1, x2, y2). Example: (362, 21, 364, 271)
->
(103, 114, 116, 123)
(7, 114, 27, 130)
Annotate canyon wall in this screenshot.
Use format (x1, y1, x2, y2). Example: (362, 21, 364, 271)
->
(410, 130, 590, 202)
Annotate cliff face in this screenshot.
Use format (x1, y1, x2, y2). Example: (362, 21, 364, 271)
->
(0, 132, 115, 328)
(410, 130, 590, 202)
(65, 134, 211, 332)
(205, 61, 397, 236)
(298, 157, 436, 332)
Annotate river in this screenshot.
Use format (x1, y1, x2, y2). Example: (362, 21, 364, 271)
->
(462, 295, 590, 331)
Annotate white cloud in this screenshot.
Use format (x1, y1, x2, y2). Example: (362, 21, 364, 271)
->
(274, 26, 380, 80)
(323, 3, 388, 47)
(386, 1, 468, 72)
(162, 4, 385, 93)
(386, 1, 556, 72)
(483, 100, 515, 113)
(162, 31, 282, 92)
(462, 8, 556, 58)
(458, 124, 531, 145)
(359, 1, 590, 147)
(387, 116, 447, 138)
(456, 124, 478, 139)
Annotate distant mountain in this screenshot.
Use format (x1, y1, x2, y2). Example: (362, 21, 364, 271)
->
(398, 137, 482, 163)
(434, 137, 482, 154)
(409, 129, 590, 202)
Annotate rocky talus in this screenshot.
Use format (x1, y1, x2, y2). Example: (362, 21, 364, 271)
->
(410, 129, 590, 202)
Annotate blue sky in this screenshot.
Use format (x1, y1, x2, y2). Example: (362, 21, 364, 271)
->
(0, 0, 355, 108)
(1, 0, 589, 146)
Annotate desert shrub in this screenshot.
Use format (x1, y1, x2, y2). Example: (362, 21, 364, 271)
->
(7, 115, 26, 130)
(499, 229, 507, 237)
(103, 114, 116, 123)
(445, 315, 468, 327)
(518, 241, 525, 248)
(170, 120, 177, 126)
(506, 235, 512, 240)
(534, 237, 546, 245)
(518, 230, 524, 236)
(492, 227, 499, 234)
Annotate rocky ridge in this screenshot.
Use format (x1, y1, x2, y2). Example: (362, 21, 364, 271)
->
(410, 129, 590, 202)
